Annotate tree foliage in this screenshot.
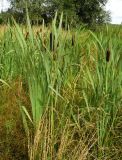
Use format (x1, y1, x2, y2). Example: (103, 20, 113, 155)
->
(4, 0, 110, 26)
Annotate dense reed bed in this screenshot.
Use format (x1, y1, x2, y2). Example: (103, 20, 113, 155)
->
(0, 15, 122, 159)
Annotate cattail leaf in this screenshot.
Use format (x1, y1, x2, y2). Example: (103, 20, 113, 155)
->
(0, 79, 11, 88)
(49, 85, 65, 101)
(89, 30, 105, 54)
(21, 106, 33, 124)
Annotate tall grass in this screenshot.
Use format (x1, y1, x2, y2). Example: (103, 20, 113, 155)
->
(0, 16, 122, 159)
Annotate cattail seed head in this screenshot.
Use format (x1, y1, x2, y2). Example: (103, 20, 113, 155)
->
(50, 32, 54, 51)
(43, 38, 47, 49)
(57, 42, 59, 48)
(36, 31, 39, 37)
(72, 34, 75, 46)
(106, 49, 111, 62)
(25, 32, 29, 40)
(40, 28, 42, 32)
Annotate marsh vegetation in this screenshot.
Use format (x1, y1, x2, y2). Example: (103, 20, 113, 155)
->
(0, 15, 122, 159)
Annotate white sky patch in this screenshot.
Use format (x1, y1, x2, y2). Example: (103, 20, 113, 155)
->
(0, 0, 10, 12)
(106, 0, 122, 24)
(0, 0, 122, 24)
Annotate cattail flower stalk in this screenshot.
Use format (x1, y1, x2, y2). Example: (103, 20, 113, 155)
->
(106, 49, 111, 62)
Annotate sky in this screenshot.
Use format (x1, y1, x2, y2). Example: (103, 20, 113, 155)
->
(0, 0, 10, 12)
(106, 0, 122, 24)
(0, 0, 122, 24)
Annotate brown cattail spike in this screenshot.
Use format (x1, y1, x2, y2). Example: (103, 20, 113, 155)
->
(50, 32, 54, 51)
(40, 28, 42, 32)
(25, 32, 29, 40)
(72, 34, 75, 46)
(36, 31, 39, 37)
(106, 49, 111, 62)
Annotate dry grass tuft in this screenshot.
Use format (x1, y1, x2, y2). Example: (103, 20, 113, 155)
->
(0, 79, 29, 159)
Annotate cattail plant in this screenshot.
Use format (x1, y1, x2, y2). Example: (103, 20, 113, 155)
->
(50, 32, 54, 51)
(50, 32, 58, 60)
(40, 28, 42, 32)
(72, 34, 75, 46)
(106, 49, 111, 62)
(25, 31, 29, 40)
(36, 31, 39, 37)
(42, 38, 47, 51)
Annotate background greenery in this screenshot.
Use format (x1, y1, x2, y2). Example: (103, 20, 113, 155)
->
(0, 0, 111, 27)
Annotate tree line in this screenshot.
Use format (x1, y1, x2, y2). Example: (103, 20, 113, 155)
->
(0, 0, 111, 27)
